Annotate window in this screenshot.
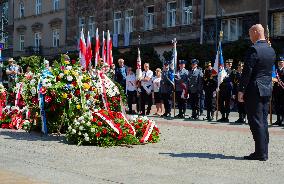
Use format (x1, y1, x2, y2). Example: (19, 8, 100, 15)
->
(88, 16, 95, 37)
(35, 0, 42, 15)
(167, 2, 177, 27)
(125, 10, 134, 33)
(182, 0, 193, 25)
(281, 14, 284, 35)
(20, 35, 25, 51)
(53, 0, 60, 11)
(145, 6, 154, 30)
(79, 17, 85, 32)
(2, 2, 8, 20)
(19, 2, 25, 18)
(34, 32, 42, 48)
(114, 12, 122, 34)
(222, 18, 242, 41)
(52, 29, 60, 47)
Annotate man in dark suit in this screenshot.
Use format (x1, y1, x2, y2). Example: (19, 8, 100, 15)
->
(238, 24, 276, 161)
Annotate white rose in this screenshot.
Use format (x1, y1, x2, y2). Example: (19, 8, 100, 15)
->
(86, 122, 91, 126)
(66, 76, 73, 82)
(72, 129, 76, 134)
(30, 79, 36, 85)
(68, 126, 72, 130)
(74, 120, 80, 126)
(79, 126, 84, 131)
(30, 87, 37, 95)
(91, 128, 96, 132)
(84, 136, 90, 142)
(59, 73, 64, 78)
(78, 131, 81, 135)
(66, 66, 72, 70)
(78, 116, 84, 122)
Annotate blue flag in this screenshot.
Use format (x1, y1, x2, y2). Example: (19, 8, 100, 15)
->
(272, 65, 277, 79)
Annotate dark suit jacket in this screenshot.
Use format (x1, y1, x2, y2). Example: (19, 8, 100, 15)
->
(239, 40, 276, 97)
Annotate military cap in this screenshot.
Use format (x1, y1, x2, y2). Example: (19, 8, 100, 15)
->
(279, 56, 284, 62)
(191, 59, 199, 64)
(179, 60, 187, 64)
(205, 61, 212, 66)
(163, 60, 171, 65)
(238, 61, 244, 66)
(226, 59, 233, 63)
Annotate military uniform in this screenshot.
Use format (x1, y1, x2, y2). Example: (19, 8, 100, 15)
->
(188, 59, 203, 119)
(217, 74, 233, 122)
(203, 63, 218, 121)
(273, 58, 284, 126)
(175, 60, 189, 118)
(160, 62, 174, 117)
(231, 63, 246, 123)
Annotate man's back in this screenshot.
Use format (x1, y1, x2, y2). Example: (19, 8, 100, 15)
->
(241, 40, 275, 97)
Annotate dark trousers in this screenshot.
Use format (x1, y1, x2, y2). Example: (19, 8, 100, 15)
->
(199, 92, 205, 114)
(162, 93, 172, 114)
(189, 92, 200, 118)
(205, 91, 216, 118)
(219, 95, 230, 117)
(141, 88, 152, 114)
(127, 90, 136, 113)
(176, 91, 187, 115)
(237, 102, 246, 115)
(245, 93, 269, 158)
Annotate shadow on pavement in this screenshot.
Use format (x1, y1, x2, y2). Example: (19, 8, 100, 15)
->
(0, 130, 66, 143)
(159, 152, 243, 160)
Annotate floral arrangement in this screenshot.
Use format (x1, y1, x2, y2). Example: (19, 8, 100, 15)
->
(0, 54, 161, 147)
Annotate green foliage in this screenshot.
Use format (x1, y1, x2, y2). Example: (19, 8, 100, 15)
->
(18, 56, 42, 73)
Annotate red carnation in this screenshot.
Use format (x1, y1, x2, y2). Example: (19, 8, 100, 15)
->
(72, 81, 77, 87)
(39, 87, 47, 95)
(85, 94, 90, 99)
(138, 119, 143, 123)
(102, 129, 108, 135)
(60, 66, 65, 70)
(135, 125, 140, 129)
(67, 94, 72, 99)
(45, 95, 52, 103)
(75, 89, 80, 96)
(71, 59, 76, 64)
(92, 118, 97, 122)
(111, 133, 116, 138)
(96, 132, 101, 138)
(149, 134, 153, 141)
(97, 122, 102, 126)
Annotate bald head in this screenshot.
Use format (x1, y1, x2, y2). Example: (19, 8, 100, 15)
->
(249, 24, 266, 44)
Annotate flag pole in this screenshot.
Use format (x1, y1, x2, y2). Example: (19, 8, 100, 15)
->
(172, 38, 177, 117)
(216, 31, 223, 121)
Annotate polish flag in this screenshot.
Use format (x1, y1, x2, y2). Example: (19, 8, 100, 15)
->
(102, 31, 106, 63)
(79, 29, 87, 68)
(106, 30, 110, 65)
(108, 39, 113, 66)
(94, 28, 100, 67)
(85, 31, 93, 70)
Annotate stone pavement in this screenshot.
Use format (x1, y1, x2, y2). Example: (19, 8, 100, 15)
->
(0, 112, 284, 184)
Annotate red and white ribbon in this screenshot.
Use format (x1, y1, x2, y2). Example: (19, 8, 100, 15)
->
(140, 120, 156, 143)
(15, 82, 23, 107)
(117, 112, 136, 136)
(94, 111, 122, 135)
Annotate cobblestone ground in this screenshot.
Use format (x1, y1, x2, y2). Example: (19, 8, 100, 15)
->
(0, 112, 284, 184)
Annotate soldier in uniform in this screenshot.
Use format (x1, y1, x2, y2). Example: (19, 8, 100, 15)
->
(188, 59, 203, 119)
(225, 59, 233, 75)
(174, 60, 189, 118)
(217, 69, 233, 122)
(203, 62, 218, 121)
(160, 61, 174, 117)
(231, 62, 246, 123)
(272, 57, 284, 126)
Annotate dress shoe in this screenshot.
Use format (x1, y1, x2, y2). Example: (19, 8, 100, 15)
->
(174, 114, 182, 118)
(244, 153, 268, 161)
(217, 117, 225, 122)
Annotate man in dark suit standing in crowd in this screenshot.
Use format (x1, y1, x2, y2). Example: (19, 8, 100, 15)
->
(238, 24, 275, 161)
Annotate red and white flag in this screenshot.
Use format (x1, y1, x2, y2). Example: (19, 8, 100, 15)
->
(136, 48, 142, 80)
(108, 39, 113, 66)
(102, 31, 106, 63)
(94, 28, 100, 67)
(85, 31, 93, 70)
(79, 29, 87, 68)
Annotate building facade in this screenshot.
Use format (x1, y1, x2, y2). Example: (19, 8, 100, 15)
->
(66, 0, 202, 58)
(13, 0, 67, 58)
(0, 0, 14, 58)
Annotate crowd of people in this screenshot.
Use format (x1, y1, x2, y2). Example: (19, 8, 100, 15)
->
(0, 54, 283, 127)
(113, 57, 284, 126)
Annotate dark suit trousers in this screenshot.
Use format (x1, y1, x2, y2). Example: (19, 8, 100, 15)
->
(176, 91, 187, 115)
(245, 92, 269, 158)
(189, 92, 200, 118)
(127, 91, 136, 113)
(141, 88, 152, 114)
(161, 93, 172, 114)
